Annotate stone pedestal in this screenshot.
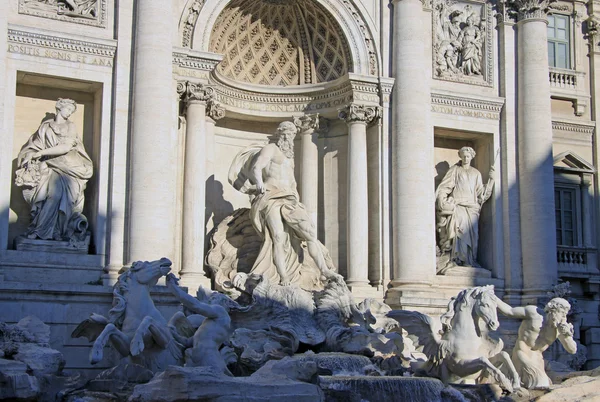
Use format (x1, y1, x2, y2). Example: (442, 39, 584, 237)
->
(514, 1, 558, 302)
(128, 0, 177, 263)
(339, 104, 379, 287)
(14, 234, 91, 255)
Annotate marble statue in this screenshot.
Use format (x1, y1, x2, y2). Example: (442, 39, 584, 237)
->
(433, 0, 485, 79)
(493, 296, 577, 389)
(15, 98, 93, 245)
(388, 286, 520, 393)
(165, 273, 233, 375)
(435, 146, 494, 273)
(72, 258, 185, 372)
(228, 121, 336, 288)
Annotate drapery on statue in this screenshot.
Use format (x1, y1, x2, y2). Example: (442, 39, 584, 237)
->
(493, 296, 577, 389)
(435, 146, 495, 273)
(15, 98, 93, 243)
(228, 121, 337, 288)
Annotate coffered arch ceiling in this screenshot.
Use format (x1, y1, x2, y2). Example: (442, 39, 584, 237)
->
(208, 0, 353, 87)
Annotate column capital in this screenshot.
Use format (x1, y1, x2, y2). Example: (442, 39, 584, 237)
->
(506, 0, 555, 22)
(338, 104, 381, 125)
(177, 81, 214, 105)
(206, 100, 225, 121)
(294, 114, 319, 135)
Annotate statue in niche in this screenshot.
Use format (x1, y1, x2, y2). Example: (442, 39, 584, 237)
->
(15, 98, 93, 248)
(493, 296, 577, 389)
(227, 121, 337, 288)
(435, 146, 494, 273)
(434, 0, 485, 79)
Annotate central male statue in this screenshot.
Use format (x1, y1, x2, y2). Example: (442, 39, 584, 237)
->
(228, 121, 336, 288)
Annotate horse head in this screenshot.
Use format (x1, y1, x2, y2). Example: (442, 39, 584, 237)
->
(471, 285, 499, 331)
(109, 258, 172, 328)
(128, 257, 172, 286)
(441, 285, 499, 333)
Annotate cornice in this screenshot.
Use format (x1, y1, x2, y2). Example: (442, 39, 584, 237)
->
(431, 92, 504, 120)
(8, 28, 116, 58)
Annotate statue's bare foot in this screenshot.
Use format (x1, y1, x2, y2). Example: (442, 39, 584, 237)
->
(279, 276, 291, 286)
(90, 343, 103, 364)
(26, 233, 37, 240)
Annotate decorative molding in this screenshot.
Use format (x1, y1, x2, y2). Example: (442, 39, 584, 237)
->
(339, 0, 379, 75)
(552, 120, 595, 135)
(294, 114, 320, 133)
(338, 103, 381, 124)
(18, 0, 107, 28)
(507, 0, 556, 21)
(7, 29, 115, 67)
(177, 81, 215, 105)
(206, 100, 226, 120)
(432, 0, 493, 87)
(182, 0, 207, 48)
(431, 92, 504, 120)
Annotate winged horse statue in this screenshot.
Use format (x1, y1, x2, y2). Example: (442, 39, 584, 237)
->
(387, 285, 520, 392)
(72, 258, 186, 372)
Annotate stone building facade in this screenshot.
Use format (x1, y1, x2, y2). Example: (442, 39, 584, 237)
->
(1, 0, 600, 371)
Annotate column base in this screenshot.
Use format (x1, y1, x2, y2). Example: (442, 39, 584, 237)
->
(179, 273, 211, 294)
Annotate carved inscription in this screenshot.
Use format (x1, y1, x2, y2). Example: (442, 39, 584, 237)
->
(8, 44, 113, 67)
(8, 30, 115, 68)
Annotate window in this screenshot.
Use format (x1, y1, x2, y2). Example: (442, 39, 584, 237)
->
(548, 14, 570, 69)
(555, 187, 577, 246)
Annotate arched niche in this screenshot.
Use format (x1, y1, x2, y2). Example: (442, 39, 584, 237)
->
(179, 0, 379, 77)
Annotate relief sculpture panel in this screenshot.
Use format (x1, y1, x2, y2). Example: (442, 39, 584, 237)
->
(432, 0, 493, 86)
(19, 0, 106, 28)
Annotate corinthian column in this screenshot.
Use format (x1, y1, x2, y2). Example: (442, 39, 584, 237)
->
(204, 100, 225, 236)
(128, 0, 176, 263)
(512, 0, 558, 300)
(294, 114, 319, 226)
(389, 0, 435, 289)
(177, 82, 213, 287)
(339, 104, 380, 287)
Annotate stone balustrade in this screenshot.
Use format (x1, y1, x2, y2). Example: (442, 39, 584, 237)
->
(557, 246, 597, 273)
(548, 67, 589, 116)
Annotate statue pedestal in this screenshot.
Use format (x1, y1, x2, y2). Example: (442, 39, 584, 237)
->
(439, 265, 491, 278)
(14, 233, 91, 254)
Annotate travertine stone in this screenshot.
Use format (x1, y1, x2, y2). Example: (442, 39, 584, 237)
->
(15, 98, 93, 246)
(294, 114, 319, 227)
(228, 122, 337, 288)
(495, 297, 577, 389)
(388, 286, 520, 392)
(435, 146, 494, 272)
(104, 0, 134, 283)
(128, 0, 177, 263)
(339, 104, 379, 286)
(177, 82, 213, 285)
(390, 0, 436, 287)
(514, 0, 558, 299)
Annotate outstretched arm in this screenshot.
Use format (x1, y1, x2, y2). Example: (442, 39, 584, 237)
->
(166, 274, 225, 319)
(493, 295, 528, 319)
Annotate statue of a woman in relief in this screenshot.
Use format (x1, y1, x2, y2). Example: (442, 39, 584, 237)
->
(15, 98, 93, 242)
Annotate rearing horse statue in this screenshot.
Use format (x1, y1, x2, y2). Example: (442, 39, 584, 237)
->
(387, 285, 520, 392)
(72, 258, 185, 372)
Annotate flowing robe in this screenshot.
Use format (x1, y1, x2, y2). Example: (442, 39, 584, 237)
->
(228, 145, 328, 290)
(17, 120, 93, 240)
(436, 164, 490, 268)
